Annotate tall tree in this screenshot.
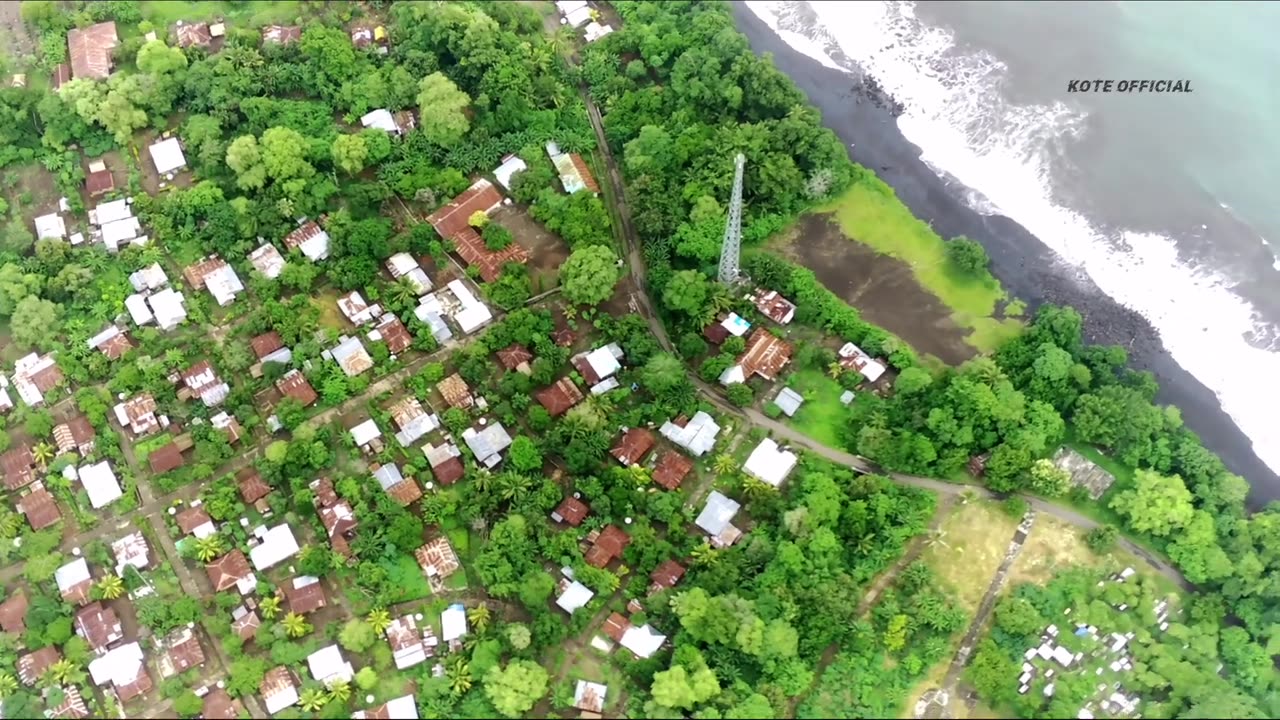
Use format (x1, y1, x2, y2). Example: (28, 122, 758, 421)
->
(560, 245, 620, 306)
(416, 73, 471, 146)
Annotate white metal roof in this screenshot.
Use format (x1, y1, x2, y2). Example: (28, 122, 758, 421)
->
(249, 243, 286, 279)
(360, 109, 398, 134)
(129, 263, 168, 291)
(80, 461, 123, 509)
(441, 603, 468, 641)
(88, 641, 144, 688)
(204, 264, 244, 306)
(306, 644, 354, 686)
(658, 410, 721, 457)
(148, 288, 187, 330)
(454, 303, 492, 334)
(774, 387, 804, 417)
(55, 557, 91, 594)
(100, 217, 141, 249)
(350, 419, 382, 447)
(394, 413, 439, 446)
(149, 137, 187, 175)
(87, 325, 123, 350)
(556, 580, 594, 614)
(564, 5, 592, 27)
(493, 155, 528, 190)
(584, 21, 614, 42)
(695, 491, 740, 536)
(33, 213, 66, 240)
(263, 682, 298, 715)
(619, 624, 665, 659)
(584, 346, 621, 380)
(249, 524, 300, 570)
(743, 438, 798, 488)
(93, 198, 132, 225)
(125, 294, 154, 326)
(372, 463, 404, 490)
(462, 422, 512, 467)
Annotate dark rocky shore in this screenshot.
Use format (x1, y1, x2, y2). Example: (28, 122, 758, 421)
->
(730, 2, 1280, 509)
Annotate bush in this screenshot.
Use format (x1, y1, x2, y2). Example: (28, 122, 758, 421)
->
(484, 223, 514, 251)
(726, 383, 754, 407)
(1085, 525, 1118, 554)
(763, 402, 783, 419)
(946, 237, 989, 274)
(1000, 496, 1029, 519)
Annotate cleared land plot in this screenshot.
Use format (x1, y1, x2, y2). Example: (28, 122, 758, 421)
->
(780, 367, 849, 450)
(921, 499, 1022, 615)
(489, 204, 570, 293)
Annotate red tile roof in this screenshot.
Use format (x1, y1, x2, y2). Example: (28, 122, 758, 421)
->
(67, 22, 118, 80)
(601, 612, 630, 642)
(585, 525, 630, 568)
(552, 496, 589, 526)
(374, 314, 413, 354)
(18, 489, 62, 530)
(610, 428, 655, 466)
(148, 443, 184, 473)
(703, 322, 730, 345)
(281, 579, 326, 614)
(535, 377, 584, 417)
(426, 179, 504, 242)
(496, 344, 533, 371)
(652, 451, 693, 491)
(206, 550, 253, 592)
(386, 478, 423, 506)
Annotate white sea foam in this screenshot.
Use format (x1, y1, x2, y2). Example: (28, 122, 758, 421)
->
(745, 0, 1280, 474)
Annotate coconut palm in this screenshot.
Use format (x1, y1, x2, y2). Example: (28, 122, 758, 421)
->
(31, 442, 56, 467)
(626, 464, 650, 487)
(827, 361, 844, 379)
(366, 608, 391, 634)
(387, 277, 419, 310)
(742, 477, 777, 502)
(467, 604, 492, 634)
(194, 534, 225, 562)
(691, 541, 720, 568)
(259, 595, 282, 620)
(0, 510, 22, 539)
(711, 453, 737, 476)
(327, 679, 352, 704)
(0, 672, 16, 698)
(471, 468, 495, 494)
(496, 472, 531, 503)
(447, 659, 472, 696)
(282, 612, 312, 638)
(95, 574, 125, 600)
(45, 659, 84, 687)
(299, 687, 328, 712)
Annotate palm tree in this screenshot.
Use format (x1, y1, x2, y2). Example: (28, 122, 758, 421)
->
(496, 472, 530, 503)
(299, 687, 328, 712)
(194, 534, 225, 562)
(712, 454, 737, 476)
(282, 612, 312, 638)
(742, 477, 777, 502)
(467, 604, 492, 634)
(471, 468, 495, 494)
(31, 442, 56, 467)
(387, 278, 418, 310)
(0, 672, 16, 698)
(0, 511, 22, 539)
(46, 659, 84, 687)
(366, 608, 391, 634)
(96, 574, 124, 600)
(827, 361, 844, 379)
(691, 542, 720, 568)
(626, 464, 650, 487)
(259, 595, 282, 620)
(447, 659, 472, 696)
(327, 679, 352, 704)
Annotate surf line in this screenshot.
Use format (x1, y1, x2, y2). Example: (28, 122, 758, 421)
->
(1067, 79, 1193, 93)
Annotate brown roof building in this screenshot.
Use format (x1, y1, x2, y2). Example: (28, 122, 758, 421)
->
(749, 288, 797, 325)
(437, 373, 474, 409)
(703, 321, 730, 345)
(113, 661, 153, 704)
(237, 468, 271, 504)
(320, 501, 358, 541)
(117, 394, 160, 436)
(46, 684, 90, 719)
(649, 560, 686, 593)
(75, 601, 123, 651)
(453, 226, 529, 283)
(496, 344, 533, 373)
(148, 442, 184, 474)
(426, 179, 503, 242)
(260, 667, 297, 711)
(424, 443, 466, 486)
(202, 688, 245, 720)
(52, 415, 96, 456)
(261, 25, 302, 44)
(551, 496, 589, 526)
(0, 592, 28, 634)
(231, 607, 261, 642)
(610, 428, 655, 466)
(67, 22, 119, 80)
(18, 488, 62, 530)
(311, 477, 338, 508)
(276, 369, 318, 406)
(157, 627, 205, 677)
(250, 331, 284, 361)
(97, 330, 134, 360)
(2, 446, 36, 491)
(372, 313, 413, 354)
(414, 537, 460, 580)
(85, 162, 115, 198)
(652, 451, 693, 491)
(535, 377, 584, 418)
(584, 525, 630, 569)
(281, 577, 327, 614)
(51, 63, 72, 90)
(18, 646, 60, 686)
(601, 612, 630, 642)
(175, 506, 212, 535)
(174, 21, 212, 48)
(206, 550, 255, 593)
(737, 329, 793, 381)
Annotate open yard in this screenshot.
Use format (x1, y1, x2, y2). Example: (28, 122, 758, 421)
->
(778, 367, 849, 448)
(920, 499, 1022, 615)
(489, 204, 571, 294)
(1005, 514, 1101, 589)
(139, 1, 304, 27)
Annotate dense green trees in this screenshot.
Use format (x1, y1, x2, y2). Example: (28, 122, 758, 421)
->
(560, 245, 621, 306)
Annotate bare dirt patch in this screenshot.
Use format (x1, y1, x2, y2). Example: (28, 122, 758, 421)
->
(3, 163, 62, 218)
(0, 3, 35, 62)
(772, 214, 976, 365)
(489, 204, 570, 293)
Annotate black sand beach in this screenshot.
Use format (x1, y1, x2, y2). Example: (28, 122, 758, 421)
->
(730, 3, 1280, 509)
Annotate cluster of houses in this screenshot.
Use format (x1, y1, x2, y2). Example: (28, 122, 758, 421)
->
(556, 0, 614, 43)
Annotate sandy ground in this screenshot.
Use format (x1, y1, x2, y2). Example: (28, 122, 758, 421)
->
(0, 2, 34, 62)
(731, 4, 1280, 508)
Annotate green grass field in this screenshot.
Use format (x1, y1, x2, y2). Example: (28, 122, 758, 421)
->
(140, 1, 303, 27)
(818, 182, 1023, 353)
(782, 368, 849, 449)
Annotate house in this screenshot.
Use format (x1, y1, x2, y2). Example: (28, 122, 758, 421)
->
(423, 441, 466, 485)
(329, 335, 374, 377)
(492, 153, 527, 191)
(110, 531, 150, 576)
(33, 212, 66, 241)
(259, 666, 299, 715)
(281, 576, 327, 614)
(148, 137, 187, 176)
(212, 411, 242, 444)
(180, 360, 230, 407)
(572, 343, 624, 390)
(557, 0, 592, 27)
(390, 396, 439, 446)
(496, 344, 533, 374)
(551, 496, 589, 526)
(206, 550, 257, 594)
(386, 252, 432, 294)
(283, 220, 330, 262)
(0, 592, 28, 634)
(155, 627, 205, 677)
(773, 387, 804, 417)
(370, 313, 413, 354)
(276, 369, 318, 407)
(619, 623, 666, 659)
(183, 256, 244, 306)
(374, 463, 422, 506)
(441, 603, 468, 643)
(114, 393, 162, 436)
(76, 601, 123, 650)
(451, 221, 529, 283)
(838, 342, 888, 383)
(1, 446, 36, 491)
(696, 491, 743, 548)
(350, 24, 388, 50)
(249, 524, 301, 571)
(719, 329, 793, 385)
(11, 352, 63, 406)
(85, 159, 115, 198)
(80, 461, 124, 509)
(18, 488, 61, 530)
(337, 290, 383, 326)
(92, 197, 144, 252)
(427, 179, 503, 242)
(88, 641, 151, 703)
(354, 695, 419, 720)
(574, 681, 608, 715)
(584, 20, 614, 42)
(230, 605, 261, 642)
(652, 451, 693, 491)
(743, 438, 798, 488)
(611, 427, 655, 466)
(556, 579, 594, 614)
(128, 261, 168, 292)
(0, 376, 11, 413)
(462, 421, 513, 468)
(87, 325, 133, 360)
(125, 294, 154, 326)
(437, 373, 474, 409)
(748, 288, 797, 325)
(350, 418, 382, 450)
(546, 141, 600, 194)
(174, 20, 212, 48)
(261, 25, 302, 44)
(148, 442, 184, 474)
(56, 558, 93, 605)
(307, 645, 355, 686)
(584, 525, 630, 569)
(18, 646, 60, 686)
(649, 560, 686, 594)
(148, 288, 189, 330)
(175, 505, 215, 538)
(360, 108, 404, 135)
(601, 612, 628, 643)
(386, 614, 437, 670)
(413, 293, 454, 345)
(658, 411, 721, 457)
(445, 279, 493, 333)
(251, 331, 292, 365)
(237, 468, 271, 506)
(201, 688, 245, 720)
(535, 377, 584, 417)
(67, 21, 118, 80)
(249, 243, 286, 279)
(415, 537, 461, 583)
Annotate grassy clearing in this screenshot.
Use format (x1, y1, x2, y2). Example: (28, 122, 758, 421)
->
(921, 499, 1022, 615)
(817, 183, 1022, 353)
(140, 1, 302, 27)
(1006, 514, 1102, 588)
(781, 367, 848, 448)
(378, 554, 432, 603)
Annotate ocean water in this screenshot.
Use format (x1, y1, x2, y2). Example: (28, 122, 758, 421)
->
(743, 0, 1280, 476)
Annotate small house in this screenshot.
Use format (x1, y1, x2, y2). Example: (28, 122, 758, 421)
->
(743, 438, 798, 488)
(695, 491, 743, 548)
(283, 220, 330, 262)
(148, 137, 187, 177)
(249, 243, 286, 279)
(276, 369, 318, 407)
(462, 421, 512, 468)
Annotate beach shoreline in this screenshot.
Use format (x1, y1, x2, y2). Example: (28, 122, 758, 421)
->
(730, 3, 1280, 509)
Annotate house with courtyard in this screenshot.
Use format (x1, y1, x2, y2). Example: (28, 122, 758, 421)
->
(426, 179, 526, 283)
